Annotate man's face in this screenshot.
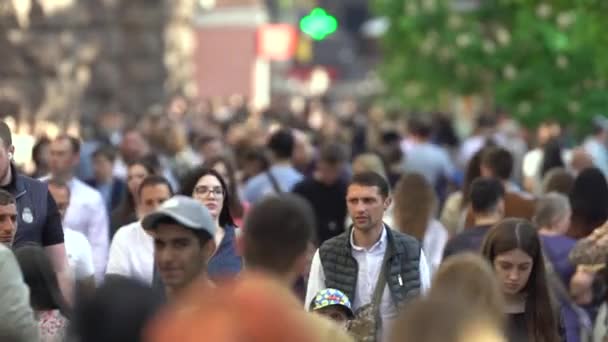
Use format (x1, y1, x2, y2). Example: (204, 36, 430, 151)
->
(49, 138, 77, 177)
(153, 223, 215, 290)
(200, 140, 223, 161)
(120, 132, 148, 162)
(48, 185, 70, 221)
(139, 184, 172, 217)
(346, 184, 389, 232)
(0, 203, 18, 246)
(93, 155, 114, 182)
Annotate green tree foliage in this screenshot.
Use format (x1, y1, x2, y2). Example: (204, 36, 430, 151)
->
(375, 0, 608, 128)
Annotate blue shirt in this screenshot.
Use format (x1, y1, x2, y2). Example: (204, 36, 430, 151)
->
(403, 142, 454, 188)
(243, 165, 303, 203)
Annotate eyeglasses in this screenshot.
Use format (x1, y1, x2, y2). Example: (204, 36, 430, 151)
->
(194, 186, 224, 197)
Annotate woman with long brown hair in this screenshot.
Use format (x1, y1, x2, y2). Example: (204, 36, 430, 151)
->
(481, 218, 561, 342)
(393, 173, 448, 271)
(202, 154, 246, 226)
(180, 167, 242, 279)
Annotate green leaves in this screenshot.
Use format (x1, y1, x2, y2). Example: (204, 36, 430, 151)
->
(375, 0, 608, 130)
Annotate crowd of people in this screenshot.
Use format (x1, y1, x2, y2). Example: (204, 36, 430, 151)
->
(2, 96, 608, 342)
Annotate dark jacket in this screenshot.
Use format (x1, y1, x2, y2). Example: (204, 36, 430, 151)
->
(86, 177, 127, 211)
(442, 224, 493, 259)
(318, 225, 421, 309)
(4, 164, 64, 247)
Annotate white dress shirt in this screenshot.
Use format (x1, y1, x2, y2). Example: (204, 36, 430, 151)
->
(64, 228, 95, 281)
(106, 221, 154, 285)
(61, 178, 109, 281)
(306, 227, 431, 341)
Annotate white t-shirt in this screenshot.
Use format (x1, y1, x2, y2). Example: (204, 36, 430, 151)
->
(64, 228, 95, 281)
(106, 221, 154, 285)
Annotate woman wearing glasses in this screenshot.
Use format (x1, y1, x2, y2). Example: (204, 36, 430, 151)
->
(180, 167, 242, 280)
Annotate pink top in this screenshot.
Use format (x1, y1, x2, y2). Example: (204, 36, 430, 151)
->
(37, 310, 68, 342)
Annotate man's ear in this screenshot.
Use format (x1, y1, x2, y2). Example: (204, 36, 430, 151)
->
(384, 196, 392, 211)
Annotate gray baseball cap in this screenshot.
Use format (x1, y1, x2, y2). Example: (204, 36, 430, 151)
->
(142, 195, 216, 238)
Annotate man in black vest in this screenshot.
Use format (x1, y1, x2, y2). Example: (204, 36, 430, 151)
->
(306, 171, 431, 340)
(0, 121, 71, 299)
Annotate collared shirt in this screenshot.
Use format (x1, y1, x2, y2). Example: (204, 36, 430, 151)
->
(42, 176, 109, 281)
(306, 227, 431, 340)
(106, 221, 154, 285)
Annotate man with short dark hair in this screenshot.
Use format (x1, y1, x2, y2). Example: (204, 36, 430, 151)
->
(46, 134, 109, 280)
(0, 189, 17, 246)
(0, 121, 71, 299)
(464, 146, 535, 226)
(107, 175, 173, 285)
(86, 145, 126, 212)
(306, 171, 431, 341)
(443, 178, 505, 259)
(142, 195, 217, 300)
(47, 180, 95, 293)
(242, 194, 316, 277)
(293, 143, 349, 244)
(244, 128, 303, 203)
(240, 193, 353, 342)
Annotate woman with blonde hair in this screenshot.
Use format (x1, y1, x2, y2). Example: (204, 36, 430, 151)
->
(430, 253, 505, 326)
(393, 173, 448, 271)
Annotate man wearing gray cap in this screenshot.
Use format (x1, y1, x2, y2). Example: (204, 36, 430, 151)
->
(142, 195, 217, 300)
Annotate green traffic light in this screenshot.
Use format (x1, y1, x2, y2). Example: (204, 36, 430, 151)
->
(299, 8, 338, 41)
